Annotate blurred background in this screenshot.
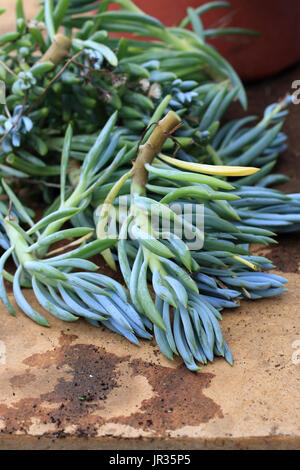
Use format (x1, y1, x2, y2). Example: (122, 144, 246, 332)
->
(2, 0, 39, 30)
(1, 0, 300, 80)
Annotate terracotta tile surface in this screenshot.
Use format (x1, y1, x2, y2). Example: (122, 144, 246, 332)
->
(0, 272, 299, 450)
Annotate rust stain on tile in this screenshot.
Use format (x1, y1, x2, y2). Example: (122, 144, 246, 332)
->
(9, 372, 36, 388)
(0, 330, 220, 438)
(0, 333, 128, 436)
(114, 361, 222, 434)
(90, 362, 155, 420)
(22, 331, 79, 369)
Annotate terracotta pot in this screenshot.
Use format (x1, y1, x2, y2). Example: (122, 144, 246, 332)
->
(115, 0, 300, 81)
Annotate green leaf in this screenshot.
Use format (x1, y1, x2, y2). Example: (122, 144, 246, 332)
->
(229, 123, 283, 166)
(0, 247, 16, 316)
(16, 0, 25, 20)
(13, 265, 49, 327)
(44, 0, 56, 42)
(152, 270, 177, 308)
(81, 111, 118, 178)
(179, 1, 230, 28)
(1, 179, 34, 227)
(138, 235, 175, 259)
(97, 10, 164, 30)
(7, 155, 59, 176)
(73, 38, 118, 66)
(26, 208, 81, 235)
(160, 186, 239, 204)
(24, 261, 68, 281)
(53, 0, 71, 30)
(41, 238, 117, 262)
(204, 28, 259, 38)
(32, 277, 78, 322)
(47, 258, 99, 271)
(145, 164, 235, 190)
(187, 7, 204, 41)
(61, 123, 73, 205)
(31, 61, 54, 78)
(26, 227, 93, 253)
(160, 258, 199, 293)
(137, 261, 166, 331)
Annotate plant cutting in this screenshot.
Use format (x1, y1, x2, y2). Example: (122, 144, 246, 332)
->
(0, 116, 152, 343)
(0, 0, 298, 371)
(94, 109, 287, 369)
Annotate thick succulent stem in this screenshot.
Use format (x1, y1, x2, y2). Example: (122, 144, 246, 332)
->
(37, 33, 72, 66)
(4, 218, 35, 266)
(131, 111, 181, 197)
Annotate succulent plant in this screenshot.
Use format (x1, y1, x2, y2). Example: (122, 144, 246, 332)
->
(0, 0, 298, 370)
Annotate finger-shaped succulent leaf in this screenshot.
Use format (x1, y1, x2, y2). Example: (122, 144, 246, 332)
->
(94, 295, 134, 332)
(24, 261, 68, 281)
(1, 179, 35, 227)
(118, 216, 134, 288)
(13, 265, 49, 327)
(188, 299, 214, 353)
(0, 247, 16, 316)
(32, 277, 79, 322)
(152, 269, 177, 308)
(160, 186, 239, 205)
(57, 285, 107, 321)
(102, 318, 140, 345)
(46, 258, 99, 271)
(26, 208, 81, 235)
(160, 258, 198, 293)
(40, 238, 117, 262)
(164, 275, 188, 308)
(178, 304, 198, 356)
(137, 261, 166, 331)
(26, 227, 94, 253)
(173, 309, 200, 371)
(145, 163, 235, 190)
(159, 154, 259, 177)
(74, 272, 128, 302)
(165, 235, 192, 271)
(154, 323, 174, 361)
